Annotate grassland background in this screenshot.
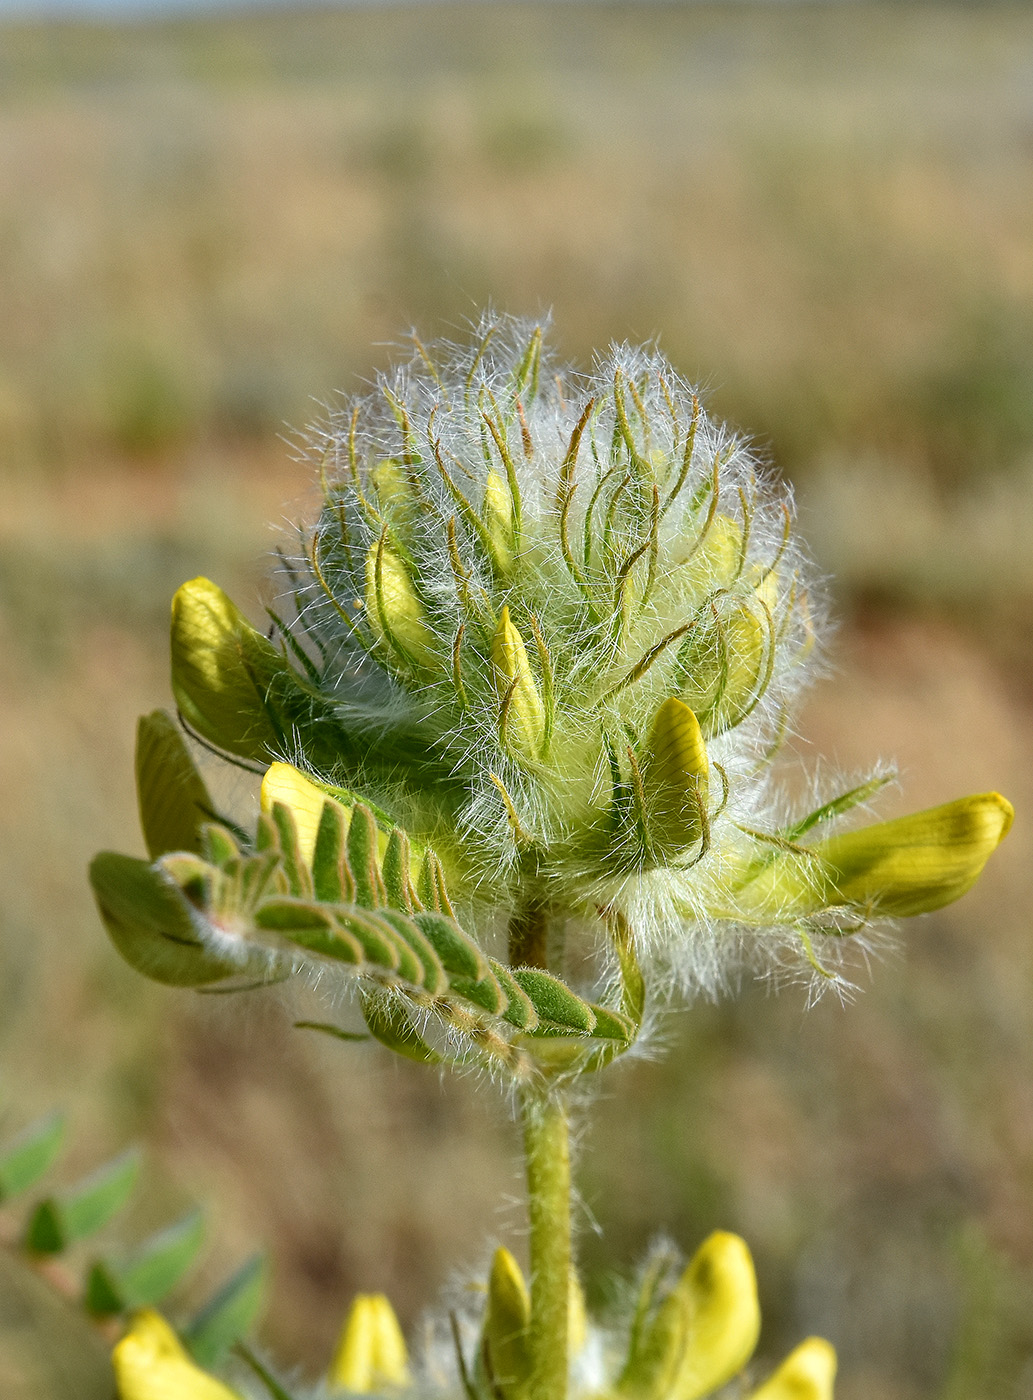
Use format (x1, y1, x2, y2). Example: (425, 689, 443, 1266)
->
(1, 4, 1032, 1397)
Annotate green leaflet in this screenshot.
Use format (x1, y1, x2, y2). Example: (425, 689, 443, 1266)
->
(90, 852, 243, 987)
(415, 910, 489, 981)
(85, 1210, 206, 1316)
(184, 1254, 267, 1368)
(0, 1112, 66, 1201)
(512, 968, 597, 1034)
(102, 774, 638, 1076)
(26, 1148, 141, 1254)
(136, 710, 213, 858)
(361, 992, 441, 1064)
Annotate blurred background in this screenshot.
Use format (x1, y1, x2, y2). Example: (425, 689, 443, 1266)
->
(1, 3, 1032, 1396)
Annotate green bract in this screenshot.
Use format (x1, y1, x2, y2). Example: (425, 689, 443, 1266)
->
(91, 316, 1012, 1077)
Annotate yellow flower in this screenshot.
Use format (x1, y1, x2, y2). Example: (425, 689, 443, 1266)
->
(329, 1293, 410, 1392)
(112, 1310, 240, 1400)
(736, 792, 1014, 922)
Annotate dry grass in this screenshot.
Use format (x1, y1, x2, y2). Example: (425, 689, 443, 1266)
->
(1, 5, 1033, 1397)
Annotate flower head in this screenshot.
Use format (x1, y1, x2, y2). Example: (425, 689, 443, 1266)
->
(92, 315, 1012, 1077)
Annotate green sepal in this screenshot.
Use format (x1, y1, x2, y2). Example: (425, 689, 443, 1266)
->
(136, 710, 213, 859)
(511, 968, 597, 1034)
(25, 1148, 141, 1254)
(0, 1112, 66, 1201)
(85, 1209, 205, 1316)
(90, 852, 242, 987)
(360, 993, 442, 1065)
(780, 775, 893, 843)
(184, 1253, 267, 1368)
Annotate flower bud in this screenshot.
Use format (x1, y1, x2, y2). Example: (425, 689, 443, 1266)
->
(669, 1231, 761, 1400)
(479, 1247, 532, 1398)
(680, 601, 767, 734)
(816, 791, 1013, 917)
(364, 537, 437, 668)
(641, 698, 709, 857)
(329, 1293, 410, 1392)
(112, 1310, 240, 1400)
(483, 469, 516, 576)
(371, 458, 421, 539)
(736, 792, 1014, 921)
(171, 577, 290, 763)
(492, 606, 546, 760)
(618, 1232, 759, 1400)
(747, 1338, 837, 1400)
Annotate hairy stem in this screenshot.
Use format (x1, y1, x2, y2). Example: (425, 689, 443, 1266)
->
(521, 1087, 572, 1400)
(508, 897, 548, 969)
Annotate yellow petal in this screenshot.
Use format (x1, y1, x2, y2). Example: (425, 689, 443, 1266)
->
(170, 577, 288, 763)
(683, 514, 742, 588)
(668, 1231, 761, 1400)
(329, 1293, 410, 1392)
(484, 469, 516, 575)
(747, 1337, 837, 1400)
(492, 607, 545, 760)
(816, 791, 1013, 916)
(364, 538, 437, 668)
(260, 762, 342, 867)
(642, 698, 709, 856)
(112, 1310, 240, 1400)
(735, 792, 1013, 922)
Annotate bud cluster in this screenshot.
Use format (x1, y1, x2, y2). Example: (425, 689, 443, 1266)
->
(276, 321, 816, 981)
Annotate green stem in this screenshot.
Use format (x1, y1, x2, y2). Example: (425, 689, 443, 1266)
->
(521, 1086, 572, 1400)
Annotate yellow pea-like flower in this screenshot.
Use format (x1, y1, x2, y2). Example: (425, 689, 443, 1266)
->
(112, 1310, 240, 1400)
(736, 792, 1014, 922)
(815, 791, 1013, 917)
(668, 1231, 762, 1400)
(170, 577, 287, 764)
(492, 606, 546, 760)
(364, 537, 437, 669)
(329, 1293, 410, 1392)
(641, 697, 709, 856)
(483, 469, 516, 576)
(748, 1337, 837, 1400)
